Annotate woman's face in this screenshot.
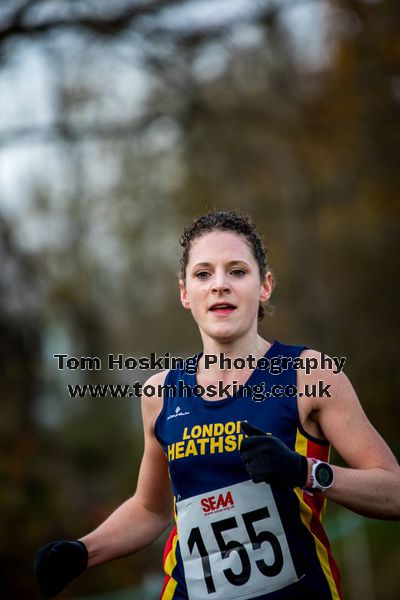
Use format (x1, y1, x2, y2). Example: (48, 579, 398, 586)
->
(179, 230, 272, 343)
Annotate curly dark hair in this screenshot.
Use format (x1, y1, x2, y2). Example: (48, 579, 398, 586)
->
(179, 210, 274, 320)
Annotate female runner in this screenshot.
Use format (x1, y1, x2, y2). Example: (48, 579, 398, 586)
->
(35, 210, 400, 599)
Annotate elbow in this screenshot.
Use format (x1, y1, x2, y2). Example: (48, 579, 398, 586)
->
(379, 506, 400, 521)
(389, 471, 400, 519)
(155, 507, 172, 531)
(161, 513, 173, 531)
(374, 466, 400, 520)
(151, 505, 173, 533)
(134, 495, 173, 533)
(389, 497, 400, 520)
(378, 478, 400, 520)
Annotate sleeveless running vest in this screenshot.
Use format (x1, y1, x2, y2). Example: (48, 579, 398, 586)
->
(154, 341, 342, 600)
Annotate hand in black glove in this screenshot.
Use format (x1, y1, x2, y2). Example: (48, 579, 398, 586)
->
(240, 422, 308, 488)
(34, 539, 88, 598)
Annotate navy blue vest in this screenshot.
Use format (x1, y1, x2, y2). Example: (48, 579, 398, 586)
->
(155, 341, 341, 600)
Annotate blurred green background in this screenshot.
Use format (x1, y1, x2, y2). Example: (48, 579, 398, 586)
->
(0, 1, 399, 599)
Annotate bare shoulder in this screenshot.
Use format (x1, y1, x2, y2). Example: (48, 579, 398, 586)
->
(298, 348, 399, 470)
(135, 369, 173, 517)
(297, 347, 349, 407)
(296, 347, 359, 440)
(140, 370, 170, 433)
(297, 346, 367, 417)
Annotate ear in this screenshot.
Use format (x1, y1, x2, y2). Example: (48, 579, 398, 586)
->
(179, 279, 191, 310)
(259, 271, 273, 303)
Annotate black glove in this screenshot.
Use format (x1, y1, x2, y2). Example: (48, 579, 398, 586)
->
(240, 422, 308, 488)
(34, 539, 88, 598)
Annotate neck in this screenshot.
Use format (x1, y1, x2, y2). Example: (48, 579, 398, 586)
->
(199, 332, 272, 375)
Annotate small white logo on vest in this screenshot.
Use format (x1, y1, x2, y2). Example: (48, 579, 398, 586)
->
(167, 405, 190, 420)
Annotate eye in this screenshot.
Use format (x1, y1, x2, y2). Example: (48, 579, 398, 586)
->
(231, 269, 246, 277)
(196, 271, 211, 280)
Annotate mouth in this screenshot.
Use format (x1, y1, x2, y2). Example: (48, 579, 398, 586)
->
(209, 303, 237, 315)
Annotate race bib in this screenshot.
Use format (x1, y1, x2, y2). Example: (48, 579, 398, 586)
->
(177, 480, 298, 600)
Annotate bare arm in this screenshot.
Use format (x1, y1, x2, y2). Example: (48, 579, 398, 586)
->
(80, 371, 173, 567)
(299, 350, 400, 520)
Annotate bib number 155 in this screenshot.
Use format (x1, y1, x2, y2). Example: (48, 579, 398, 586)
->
(177, 481, 297, 600)
(188, 506, 283, 593)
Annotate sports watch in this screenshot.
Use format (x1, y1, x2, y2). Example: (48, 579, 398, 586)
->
(307, 459, 335, 492)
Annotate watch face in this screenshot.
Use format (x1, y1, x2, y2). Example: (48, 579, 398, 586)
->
(315, 463, 334, 488)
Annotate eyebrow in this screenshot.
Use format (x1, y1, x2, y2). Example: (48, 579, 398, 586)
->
(191, 260, 250, 269)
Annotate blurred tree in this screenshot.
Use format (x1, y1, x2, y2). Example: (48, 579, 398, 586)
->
(0, 0, 399, 598)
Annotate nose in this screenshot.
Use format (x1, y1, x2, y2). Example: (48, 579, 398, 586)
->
(212, 269, 231, 294)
